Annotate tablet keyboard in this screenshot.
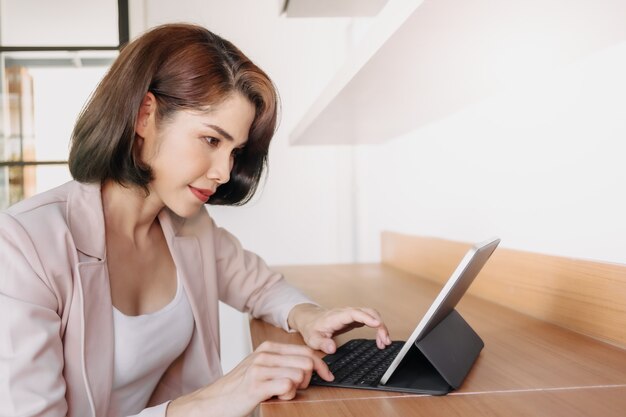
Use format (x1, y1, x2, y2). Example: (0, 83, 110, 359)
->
(311, 339, 404, 387)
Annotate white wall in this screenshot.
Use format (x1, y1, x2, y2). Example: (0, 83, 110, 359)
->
(354, 40, 626, 265)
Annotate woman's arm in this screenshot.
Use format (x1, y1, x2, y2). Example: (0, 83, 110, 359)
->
(210, 217, 391, 353)
(165, 341, 333, 417)
(0, 213, 68, 416)
(212, 222, 313, 329)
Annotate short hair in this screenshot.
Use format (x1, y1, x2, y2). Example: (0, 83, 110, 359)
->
(69, 23, 278, 205)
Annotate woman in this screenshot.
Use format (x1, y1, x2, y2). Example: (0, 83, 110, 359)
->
(0, 24, 390, 417)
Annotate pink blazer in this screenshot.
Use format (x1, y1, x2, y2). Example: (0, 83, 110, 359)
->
(0, 181, 312, 417)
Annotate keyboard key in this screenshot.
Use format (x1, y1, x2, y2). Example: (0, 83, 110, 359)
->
(312, 339, 403, 388)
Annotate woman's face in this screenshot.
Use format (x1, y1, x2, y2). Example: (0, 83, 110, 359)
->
(137, 92, 255, 217)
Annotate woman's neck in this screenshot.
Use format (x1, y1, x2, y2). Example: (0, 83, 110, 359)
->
(101, 181, 164, 246)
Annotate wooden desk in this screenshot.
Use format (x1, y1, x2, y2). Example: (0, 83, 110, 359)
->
(250, 264, 626, 417)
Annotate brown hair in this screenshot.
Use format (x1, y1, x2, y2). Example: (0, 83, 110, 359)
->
(69, 23, 278, 205)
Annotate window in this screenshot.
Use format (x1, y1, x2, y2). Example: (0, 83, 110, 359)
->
(0, 0, 127, 209)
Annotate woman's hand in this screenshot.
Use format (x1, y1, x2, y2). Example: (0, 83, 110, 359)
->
(166, 341, 334, 417)
(287, 304, 392, 354)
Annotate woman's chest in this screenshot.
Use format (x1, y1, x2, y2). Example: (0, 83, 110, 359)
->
(106, 230, 177, 316)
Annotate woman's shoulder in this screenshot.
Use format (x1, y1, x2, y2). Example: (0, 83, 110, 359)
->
(0, 180, 102, 254)
(3, 180, 79, 219)
(0, 182, 88, 302)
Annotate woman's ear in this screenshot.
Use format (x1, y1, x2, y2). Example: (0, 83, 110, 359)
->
(135, 92, 157, 138)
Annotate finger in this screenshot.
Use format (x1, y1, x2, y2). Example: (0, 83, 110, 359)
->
(251, 362, 316, 393)
(277, 387, 298, 401)
(305, 332, 337, 354)
(355, 308, 391, 347)
(259, 377, 298, 401)
(351, 308, 382, 327)
(253, 364, 305, 386)
(311, 354, 333, 382)
(376, 332, 390, 349)
(376, 323, 392, 348)
(357, 307, 387, 326)
(250, 364, 306, 397)
(256, 341, 315, 356)
(252, 353, 314, 389)
(253, 351, 314, 370)
(255, 342, 334, 383)
(325, 309, 381, 331)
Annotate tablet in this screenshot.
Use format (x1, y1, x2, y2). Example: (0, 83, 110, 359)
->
(379, 237, 500, 385)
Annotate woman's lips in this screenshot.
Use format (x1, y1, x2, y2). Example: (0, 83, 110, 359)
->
(189, 185, 214, 202)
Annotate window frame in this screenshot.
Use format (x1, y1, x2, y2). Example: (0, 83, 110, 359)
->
(0, 0, 128, 169)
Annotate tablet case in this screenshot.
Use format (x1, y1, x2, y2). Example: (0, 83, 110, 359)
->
(382, 308, 484, 394)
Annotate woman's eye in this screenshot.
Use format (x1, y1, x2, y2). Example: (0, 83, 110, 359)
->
(204, 137, 219, 147)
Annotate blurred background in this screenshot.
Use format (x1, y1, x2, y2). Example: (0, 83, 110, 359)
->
(1, 0, 625, 371)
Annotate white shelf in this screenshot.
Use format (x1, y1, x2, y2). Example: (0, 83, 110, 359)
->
(282, 0, 389, 17)
(290, 0, 626, 145)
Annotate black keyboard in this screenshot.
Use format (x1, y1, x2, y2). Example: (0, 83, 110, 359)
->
(311, 339, 404, 388)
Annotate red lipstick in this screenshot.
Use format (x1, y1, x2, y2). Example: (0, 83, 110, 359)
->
(189, 186, 214, 202)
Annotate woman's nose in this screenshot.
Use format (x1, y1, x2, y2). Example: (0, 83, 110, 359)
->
(206, 151, 232, 184)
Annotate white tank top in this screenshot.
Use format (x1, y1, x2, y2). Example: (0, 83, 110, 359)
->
(108, 275, 194, 417)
